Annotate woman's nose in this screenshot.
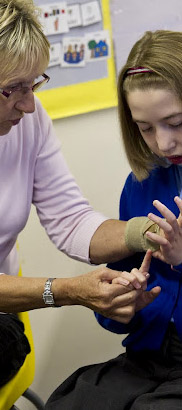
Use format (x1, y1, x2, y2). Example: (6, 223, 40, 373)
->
(14, 90, 35, 114)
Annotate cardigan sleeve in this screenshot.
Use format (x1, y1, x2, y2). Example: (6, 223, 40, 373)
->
(32, 100, 108, 263)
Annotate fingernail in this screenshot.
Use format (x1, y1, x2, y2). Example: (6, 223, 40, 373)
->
(134, 283, 141, 289)
(117, 279, 130, 286)
(145, 273, 150, 278)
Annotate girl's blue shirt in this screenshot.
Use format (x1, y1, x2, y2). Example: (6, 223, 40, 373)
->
(95, 165, 182, 352)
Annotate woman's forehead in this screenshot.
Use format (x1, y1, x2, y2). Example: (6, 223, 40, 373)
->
(1, 64, 47, 86)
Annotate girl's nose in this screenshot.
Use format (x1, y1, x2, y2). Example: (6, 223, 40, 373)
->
(156, 128, 176, 153)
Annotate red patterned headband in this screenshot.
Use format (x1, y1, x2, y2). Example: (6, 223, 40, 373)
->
(125, 66, 153, 76)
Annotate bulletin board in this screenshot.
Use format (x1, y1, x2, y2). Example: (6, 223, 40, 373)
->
(35, 0, 117, 119)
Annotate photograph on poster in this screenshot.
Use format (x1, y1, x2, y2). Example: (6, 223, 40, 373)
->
(85, 30, 110, 61)
(39, 2, 69, 35)
(61, 37, 86, 67)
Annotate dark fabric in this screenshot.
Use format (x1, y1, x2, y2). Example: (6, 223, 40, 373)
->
(46, 323, 182, 410)
(95, 165, 182, 351)
(0, 313, 31, 386)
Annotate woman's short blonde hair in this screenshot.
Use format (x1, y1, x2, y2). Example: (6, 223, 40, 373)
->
(0, 0, 50, 81)
(118, 30, 182, 181)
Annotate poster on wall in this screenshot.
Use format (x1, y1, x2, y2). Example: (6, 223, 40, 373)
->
(35, 0, 117, 119)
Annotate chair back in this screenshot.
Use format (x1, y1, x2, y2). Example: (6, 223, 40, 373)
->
(0, 270, 35, 410)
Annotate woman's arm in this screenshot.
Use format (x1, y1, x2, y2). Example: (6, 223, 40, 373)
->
(0, 261, 159, 322)
(89, 219, 132, 264)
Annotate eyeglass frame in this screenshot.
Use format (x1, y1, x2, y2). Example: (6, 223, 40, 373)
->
(0, 73, 50, 98)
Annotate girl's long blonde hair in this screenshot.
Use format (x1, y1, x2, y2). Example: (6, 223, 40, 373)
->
(118, 30, 182, 181)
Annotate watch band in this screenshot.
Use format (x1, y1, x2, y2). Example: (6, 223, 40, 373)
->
(42, 278, 56, 307)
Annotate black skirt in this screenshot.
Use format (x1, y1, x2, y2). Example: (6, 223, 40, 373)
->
(0, 313, 30, 386)
(46, 322, 182, 410)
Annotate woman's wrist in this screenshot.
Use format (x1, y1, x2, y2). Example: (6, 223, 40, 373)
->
(51, 277, 76, 307)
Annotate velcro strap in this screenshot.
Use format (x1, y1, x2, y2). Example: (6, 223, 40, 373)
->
(125, 216, 160, 252)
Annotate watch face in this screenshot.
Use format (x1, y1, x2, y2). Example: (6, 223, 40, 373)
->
(44, 294, 54, 304)
(46, 296, 53, 302)
(43, 278, 56, 305)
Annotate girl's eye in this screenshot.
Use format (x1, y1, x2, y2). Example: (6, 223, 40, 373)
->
(141, 127, 152, 133)
(136, 123, 153, 133)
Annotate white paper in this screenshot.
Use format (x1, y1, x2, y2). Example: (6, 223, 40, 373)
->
(49, 42, 62, 66)
(81, 1, 102, 26)
(39, 2, 69, 35)
(67, 4, 82, 28)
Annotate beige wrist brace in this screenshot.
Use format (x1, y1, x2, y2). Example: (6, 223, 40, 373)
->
(125, 216, 160, 252)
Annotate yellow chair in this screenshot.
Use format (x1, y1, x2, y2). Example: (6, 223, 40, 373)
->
(0, 271, 45, 409)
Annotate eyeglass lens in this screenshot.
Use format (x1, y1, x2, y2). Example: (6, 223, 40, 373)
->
(33, 75, 49, 92)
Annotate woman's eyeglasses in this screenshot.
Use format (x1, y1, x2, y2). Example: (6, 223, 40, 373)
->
(0, 73, 50, 98)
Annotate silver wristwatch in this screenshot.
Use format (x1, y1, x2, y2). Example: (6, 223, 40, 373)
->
(42, 278, 56, 307)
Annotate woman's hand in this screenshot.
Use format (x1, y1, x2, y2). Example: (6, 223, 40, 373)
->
(146, 196, 182, 265)
(112, 250, 161, 321)
(56, 251, 160, 324)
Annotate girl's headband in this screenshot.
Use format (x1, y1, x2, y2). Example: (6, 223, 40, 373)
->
(125, 66, 153, 76)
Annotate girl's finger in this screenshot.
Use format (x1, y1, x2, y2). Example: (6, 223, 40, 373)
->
(174, 196, 182, 214)
(139, 249, 152, 273)
(146, 230, 171, 245)
(152, 200, 179, 232)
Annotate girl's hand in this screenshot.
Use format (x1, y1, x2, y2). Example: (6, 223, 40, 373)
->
(146, 196, 182, 265)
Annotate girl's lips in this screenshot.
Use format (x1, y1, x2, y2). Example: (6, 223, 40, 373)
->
(166, 156, 182, 164)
